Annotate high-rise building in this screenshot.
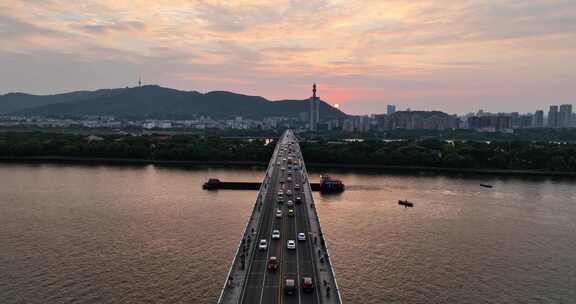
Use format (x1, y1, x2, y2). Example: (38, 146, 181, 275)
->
(510, 112, 520, 129)
(387, 105, 396, 115)
(534, 110, 544, 128)
(309, 83, 320, 131)
(548, 105, 559, 128)
(519, 114, 533, 128)
(496, 114, 512, 130)
(559, 104, 573, 128)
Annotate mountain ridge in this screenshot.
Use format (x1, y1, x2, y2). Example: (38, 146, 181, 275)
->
(1, 85, 348, 119)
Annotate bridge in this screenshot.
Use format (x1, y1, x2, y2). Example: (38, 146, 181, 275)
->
(218, 130, 342, 304)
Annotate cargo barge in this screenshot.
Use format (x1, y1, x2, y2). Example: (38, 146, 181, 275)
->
(203, 177, 345, 194)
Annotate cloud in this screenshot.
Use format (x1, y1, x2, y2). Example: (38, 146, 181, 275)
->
(0, 0, 575, 114)
(78, 21, 146, 34)
(0, 15, 62, 38)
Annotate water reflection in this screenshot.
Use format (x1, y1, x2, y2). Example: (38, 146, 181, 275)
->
(1, 164, 575, 304)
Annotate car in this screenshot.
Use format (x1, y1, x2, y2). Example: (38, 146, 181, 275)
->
(288, 208, 294, 217)
(284, 278, 296, 295)
(277, 198, 284, 204)
(259, 239, 267, 250)
(287, 200, 294, 207)
(272, 229, 280, 239)
(281, 167, 285, 171)
(287, 240, 296, 250)
(286, 190, 292, 197)
(294, 184, 300, 191)
(287, 177, 292, 182)
(297, 232, 306, 241)
(287, 170, 292, 176)
(268, 256, 279, 271)
(302, 277, 314, 293)
(276, 209, 283, 218)
(295, 196, 302, 204)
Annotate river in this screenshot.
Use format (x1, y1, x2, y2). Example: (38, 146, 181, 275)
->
(0, 163, 575, 303)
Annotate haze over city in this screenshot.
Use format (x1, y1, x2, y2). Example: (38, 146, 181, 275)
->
(1, 0, 575, 115)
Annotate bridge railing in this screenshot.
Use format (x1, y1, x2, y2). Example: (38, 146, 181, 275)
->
(298, 140, 343, 303)
(217, 133, 285, 304)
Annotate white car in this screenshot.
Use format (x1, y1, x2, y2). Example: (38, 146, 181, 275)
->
(286, 190, 292, 197)
(259, 239, 268, 250)
(272, 230, 280, 239)
(287, 240, 296, 250)
(287, 200, 294, 207)
(297, 233, 306, 241)
(276, 209, 283, 218)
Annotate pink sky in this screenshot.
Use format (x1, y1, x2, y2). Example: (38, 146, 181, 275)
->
(1, 0, 575, 114)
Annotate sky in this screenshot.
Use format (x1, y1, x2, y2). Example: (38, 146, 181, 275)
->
(0, 0, 575, 115)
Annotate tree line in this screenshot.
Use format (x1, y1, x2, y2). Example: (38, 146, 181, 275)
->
(1, 132, 575, 172)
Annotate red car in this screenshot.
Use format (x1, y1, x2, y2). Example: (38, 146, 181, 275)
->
(268, 256, 278, 272)
(302, 277, 314, 293)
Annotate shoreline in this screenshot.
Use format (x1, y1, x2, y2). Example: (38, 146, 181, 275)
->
(1, 156, 576, 178)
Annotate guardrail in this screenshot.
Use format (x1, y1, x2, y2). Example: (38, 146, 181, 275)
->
(298, 141, 343, 303)
(217, 133, 284, 304)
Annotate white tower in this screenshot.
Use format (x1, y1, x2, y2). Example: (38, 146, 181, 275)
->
(310, 83, 320, 131)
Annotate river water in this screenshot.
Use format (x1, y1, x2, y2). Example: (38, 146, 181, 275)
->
(1, 163, 575, 304)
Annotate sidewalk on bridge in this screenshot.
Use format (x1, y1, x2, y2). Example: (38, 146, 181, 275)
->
(218, 137, 282, 304)
(301, 158, 342, 303)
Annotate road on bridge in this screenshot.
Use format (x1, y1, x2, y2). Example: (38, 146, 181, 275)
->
(240, 131, 322, 304)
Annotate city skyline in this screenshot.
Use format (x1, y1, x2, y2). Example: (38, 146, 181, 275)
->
(1, 1, 576, 115)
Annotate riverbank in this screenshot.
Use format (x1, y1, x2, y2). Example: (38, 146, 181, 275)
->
(2, 156, 576, 178)
(0, 156, 267, 167)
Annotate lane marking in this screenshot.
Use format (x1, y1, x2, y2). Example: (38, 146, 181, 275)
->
(297, 145, 322, 304)
(240, 134, 285, 304)
(294, 178, 302, 304)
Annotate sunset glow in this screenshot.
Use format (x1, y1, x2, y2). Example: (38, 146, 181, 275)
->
(1, 0, 575, 114)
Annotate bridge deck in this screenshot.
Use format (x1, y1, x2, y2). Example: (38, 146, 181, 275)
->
(218, 130, 341, 304)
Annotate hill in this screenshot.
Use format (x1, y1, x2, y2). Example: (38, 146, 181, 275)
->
(1, 85, 347, 119)
(0, 88, 124, 114)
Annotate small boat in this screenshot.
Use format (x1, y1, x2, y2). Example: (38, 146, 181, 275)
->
(202, 178, 222, 190)
(480, 184, 493, 188)
(398, 200, 414, 207)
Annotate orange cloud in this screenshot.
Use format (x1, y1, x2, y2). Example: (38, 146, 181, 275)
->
(1, 0, 575, 113)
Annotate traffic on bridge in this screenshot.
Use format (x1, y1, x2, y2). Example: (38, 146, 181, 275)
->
(218, 130, 341, 304)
